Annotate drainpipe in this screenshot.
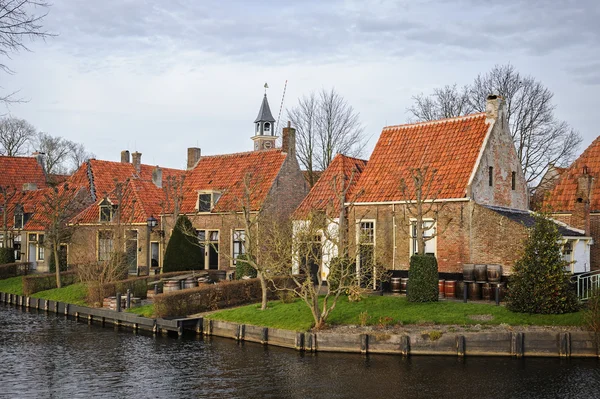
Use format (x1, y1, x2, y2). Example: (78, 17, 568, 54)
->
(392, 204, 396, 270)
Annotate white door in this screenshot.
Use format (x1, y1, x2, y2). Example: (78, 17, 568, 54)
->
(28, 243, 37, 270)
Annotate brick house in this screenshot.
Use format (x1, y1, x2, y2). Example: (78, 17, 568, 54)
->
(169, 94, 308, 271)
(295, 95, 590, 278)
(542, 136, 600, 271)
(67, 153, 183, 275)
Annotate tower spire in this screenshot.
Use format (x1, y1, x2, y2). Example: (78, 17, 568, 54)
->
(252, 84, 278, 151)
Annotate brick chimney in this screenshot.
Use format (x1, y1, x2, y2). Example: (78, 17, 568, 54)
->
(485, 94, 505, 120)
(572, 166, 593, 234)
(121, 150, 130, 163)
(281, 121, 296, 158)
(131, 152, 142, 174)
(31, 151, 46, 174)
(152, 166, 163, 188)
(187, 147, 201, 170)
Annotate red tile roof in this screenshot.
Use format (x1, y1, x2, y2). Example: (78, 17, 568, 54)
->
(544, 136, 600, 212)
(181, 149, 287, 213)
(0, 156, 47, 190)
(294, 154, 367, 219)
(353, 113, 490, 202)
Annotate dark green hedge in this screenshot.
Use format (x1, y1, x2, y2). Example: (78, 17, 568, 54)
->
(0, 248, 15, 265)
(49, 249, 68, 273)
(163, 216, 205, 272)
(407, 255, 438, 302)
(235, 254, 257, 279)
(22, 271, 78, 296)
(0, 262, 31, 280)
(154, 276, 294, 318)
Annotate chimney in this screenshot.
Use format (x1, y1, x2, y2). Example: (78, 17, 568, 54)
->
(281, 121, 296, 158)
(152, 166, 163, 188)
(485, 94, 504, 120)
(187, 147, 201, 169)
(572, 166, 594, 234)
(22, 183, 37, 191)
(121, 150, 130, 163)
(131, 152, 142, 174)
(32, 151, 46, 174)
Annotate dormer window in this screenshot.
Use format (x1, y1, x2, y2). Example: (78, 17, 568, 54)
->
(99, 198, 117, 222)
(197, 191, 221, 213)
(14, 204, 24, 229)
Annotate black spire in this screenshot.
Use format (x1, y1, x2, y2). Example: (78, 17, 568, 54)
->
(254, 94, 276, 123)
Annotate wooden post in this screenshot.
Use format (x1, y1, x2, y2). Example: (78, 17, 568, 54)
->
(360, 334, 369, 355)
(126, 289, 131, 309)
(456, 335, 466, 357)
(495, 286, 500, 306)
(401, 335, 410, 356)
(559, 332, 571, 358)
(512, 332, 524, 358)
(116, 293, 122, 312)
(463, 283, 468, 303)
(295, 332, 305, 351)
(260, 328, 268, 344)
(195, 318, 203, 335)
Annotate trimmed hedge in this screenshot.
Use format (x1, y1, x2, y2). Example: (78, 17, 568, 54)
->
(86, 271, 192, 306)
(407, 255, 438, 302)
(0, 262, 31, 280)
(235, 254, 257, 279)
(163, 216, 204, 272)
(0, 248, 15, 264)
(22, 271, 78, 296)
(154, 276, 294, 318)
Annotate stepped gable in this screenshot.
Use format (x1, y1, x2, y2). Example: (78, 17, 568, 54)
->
(294, 154, 367, 219)
(354, 113, 490, 202)
(544, 136, 600, 212)
(181, 149, 287, 213)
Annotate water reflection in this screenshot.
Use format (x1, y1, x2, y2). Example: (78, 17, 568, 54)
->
(0, 304, 598, 398)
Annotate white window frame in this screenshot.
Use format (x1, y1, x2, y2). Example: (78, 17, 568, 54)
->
(37, 234, 45, 261)
(98, 230, 115, 262)
(196, 191, 222, 213)
(232, 229, 246, 265)
(409, 219, 437, 257)
(356, 220, 376, 272)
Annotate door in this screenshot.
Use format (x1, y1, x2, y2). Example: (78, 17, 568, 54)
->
(28, 243, 37, 270)
(126, 240, 137, 274)
(207, 230, 219, 270)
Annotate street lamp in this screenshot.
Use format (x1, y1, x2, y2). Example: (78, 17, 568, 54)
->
(146, 215, 158, 275)
(147, 216, 158, 229)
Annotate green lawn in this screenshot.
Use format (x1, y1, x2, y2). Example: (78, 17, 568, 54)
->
(0, 276, 23, 295)
(31, 283, 89, 306)
(126, 304, 154, 318)
(208, 296, 584, 332)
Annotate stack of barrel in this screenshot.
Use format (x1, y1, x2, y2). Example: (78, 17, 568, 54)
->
(459, 264, 505, 301)
(390, 277, 409, 295)
(439, 279, 457, 299)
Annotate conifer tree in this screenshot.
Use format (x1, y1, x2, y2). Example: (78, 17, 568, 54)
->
(506, 213, 579, 314)
(163, 216, 204, 272)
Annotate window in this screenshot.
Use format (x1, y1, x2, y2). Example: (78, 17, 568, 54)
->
(488, 166, 493, 187)
(151, 242, 159, 267)
(28, 233, 37, 242)
(0, 234, 3, 248)
(99, 198, 116, 222)
(358, 221, 375, 271)
(209, 231, 219, 241)
(13, 235, 21, 261)
(38, 234, 45, 261)
(410, 220, 436, 256)
(98, 230, 114, 261)
(197, 192, 221, 213)
(232, 230, 246, 264)
(14, 205, 24, 229)
(562, 241, 573, 271)
(511, 171, 516, 190)
(256, 123, 260, 133)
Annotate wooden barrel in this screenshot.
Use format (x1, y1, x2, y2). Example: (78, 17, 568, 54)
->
(163, 280, 180, 293)
(491, 282, 506, 301)
(474, 264, 488, 282)
(481, 283, 492, 300)
(445, 280, 456, 299)
(487, 264, 502, 282)
(184, 277, 198, 290)
(390, 277, 401, 293)
(438, 279, 446, 299)
(400, 278, 409, 294)
(456, 281, 466, 299)
(468, 281, 481, 300)
(463, 264, 475, 281)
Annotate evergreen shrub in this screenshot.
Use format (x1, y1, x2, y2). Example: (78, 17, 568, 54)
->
(506, 213, 579, 314)
(49, 249, 68, 273)
(0, 248, 15, 265)
(407, 255, 438, 302)
(235, 254, 257, 279)
(163, 216, 204, 272)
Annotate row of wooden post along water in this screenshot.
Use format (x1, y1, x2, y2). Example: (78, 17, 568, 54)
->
(390, 264, 506, 301)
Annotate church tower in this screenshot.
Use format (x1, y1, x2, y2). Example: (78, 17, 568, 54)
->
(252, 87, 277, 151)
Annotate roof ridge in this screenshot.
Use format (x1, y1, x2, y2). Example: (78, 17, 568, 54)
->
(89, 158, 183, 172)
(199, 148, 283, 159)
(384, 112, 487, 130)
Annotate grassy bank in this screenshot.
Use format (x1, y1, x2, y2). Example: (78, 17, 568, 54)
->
(126, 304, 154, 318)
(31, 283, 89, 306)
(208, 296, 584, 331)
(0, 276, 23, 295)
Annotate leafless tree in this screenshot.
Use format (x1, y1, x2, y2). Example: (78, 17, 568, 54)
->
(408, 64, 582, 183)
(0, 0, 53, 104)
(0, 116, 35, 155)
(69, 142, 95, 173)
(287, 88, 367, 187)
(34, 132, 93, 175)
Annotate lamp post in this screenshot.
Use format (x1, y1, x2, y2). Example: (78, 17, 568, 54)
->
(146, 216, 158, 275)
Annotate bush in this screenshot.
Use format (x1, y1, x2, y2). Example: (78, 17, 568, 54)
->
(506, 213, 579, 314)
(22, 271, 78, 296)
(163, 216, 205, 272)
(0, 262, 31, 279)
(154, 276, 294, 318)
(49, 248, 68, 273)
(235, 254, 257, 279)
(407, 255, 438, 302)
(0, 248, 15, 264)
(584, 288, 600, 352)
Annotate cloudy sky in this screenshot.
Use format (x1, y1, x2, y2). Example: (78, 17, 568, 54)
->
(3, 0, 599, 169)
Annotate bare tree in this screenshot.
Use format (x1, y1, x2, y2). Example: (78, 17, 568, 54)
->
(408, 64, 582, 183)
(287, 88, 367, 187)
(68, 142, 95, 173)
(34, 132, 93, 175)
(0, 0, 52, 104)
(0, 116, 35, 155)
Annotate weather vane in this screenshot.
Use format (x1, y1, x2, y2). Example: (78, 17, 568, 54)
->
(264, 82, 269, 95)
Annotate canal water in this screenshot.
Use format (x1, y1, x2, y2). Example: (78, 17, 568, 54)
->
(0, 305, 599, 399)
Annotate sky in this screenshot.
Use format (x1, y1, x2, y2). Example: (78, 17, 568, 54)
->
(2, 0, 600, 170)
